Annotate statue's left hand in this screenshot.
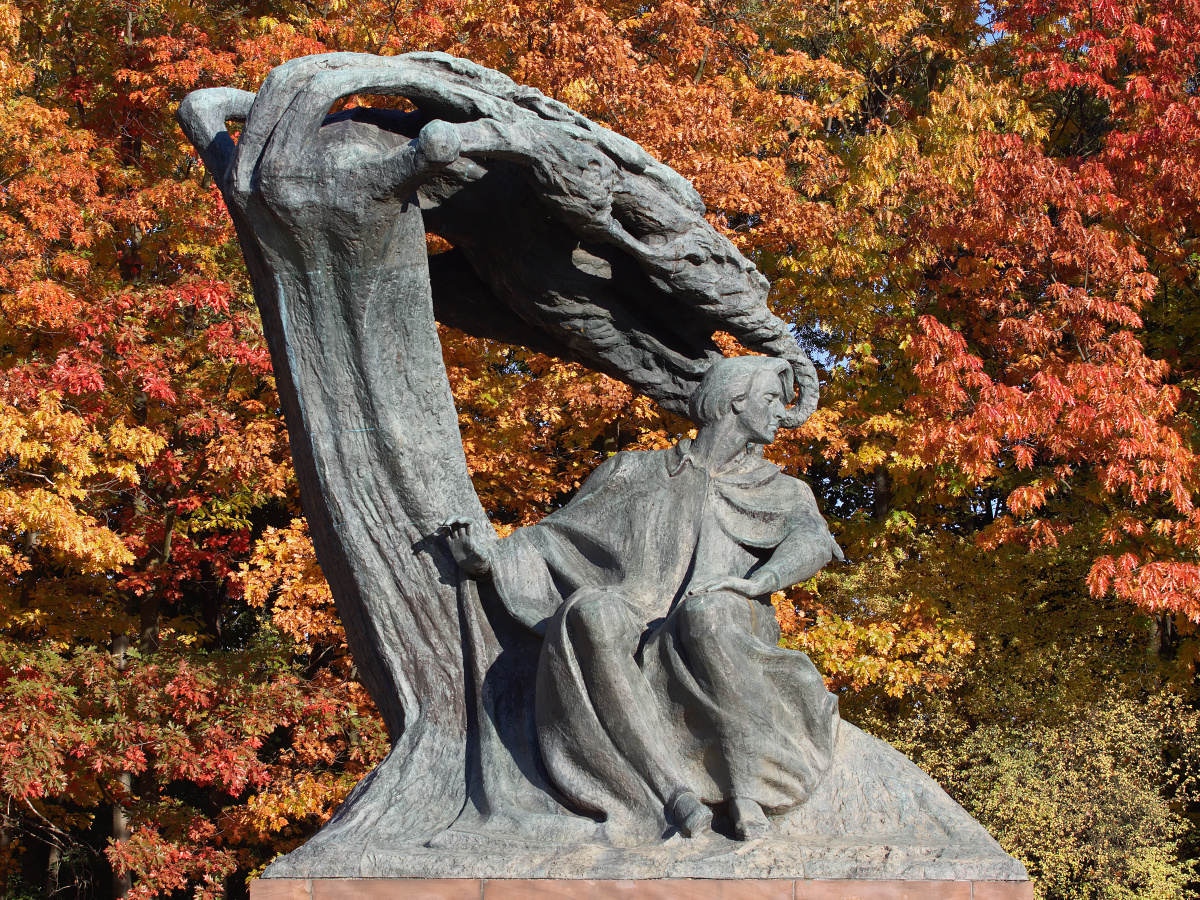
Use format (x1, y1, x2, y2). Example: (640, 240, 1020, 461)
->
(686, 572, 776, 599)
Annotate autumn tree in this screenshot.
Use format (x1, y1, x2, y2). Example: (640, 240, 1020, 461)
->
(0, 0, 1198, 897)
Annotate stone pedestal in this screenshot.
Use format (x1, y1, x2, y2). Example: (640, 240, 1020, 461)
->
(252, 878, 1033, 900)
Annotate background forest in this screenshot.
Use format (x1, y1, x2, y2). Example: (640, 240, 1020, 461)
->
(0, 0, 1198, 897)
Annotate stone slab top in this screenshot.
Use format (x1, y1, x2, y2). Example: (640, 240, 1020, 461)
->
(252, 877, 1033, 900)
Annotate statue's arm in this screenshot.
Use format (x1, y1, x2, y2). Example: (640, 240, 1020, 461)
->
(436, 517, 557, 633)
(687, 478, 840, 600)
(438, 453, 631, 632)
(754, 481, 843, 593)
(439, 452, 630, 575)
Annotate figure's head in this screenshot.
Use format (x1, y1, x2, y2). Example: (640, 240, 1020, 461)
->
(689, 356, 795, 444)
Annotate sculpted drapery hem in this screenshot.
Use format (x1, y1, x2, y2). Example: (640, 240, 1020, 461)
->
(487, 440, 842, 840)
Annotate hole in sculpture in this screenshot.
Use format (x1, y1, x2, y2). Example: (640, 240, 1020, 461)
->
(426, 234, 454, 256)
(328, 93, 418, 115)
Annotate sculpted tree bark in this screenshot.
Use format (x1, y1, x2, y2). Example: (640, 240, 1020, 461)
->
(178, 51, 1028, 880)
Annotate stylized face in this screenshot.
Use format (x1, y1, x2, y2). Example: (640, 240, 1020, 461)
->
(733, 369, 788, 445)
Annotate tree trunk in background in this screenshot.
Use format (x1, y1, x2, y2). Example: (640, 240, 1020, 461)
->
(110, 634, 131, 900)
(873, 465, 892, 522)
(44, 843, 59, 900)
(0, 819, 11, 900)
(1149, 611, 1177, 659)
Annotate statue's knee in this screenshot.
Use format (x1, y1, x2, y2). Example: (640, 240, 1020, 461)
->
(678, 591, 742, 644)
(564, 591, 635, 650)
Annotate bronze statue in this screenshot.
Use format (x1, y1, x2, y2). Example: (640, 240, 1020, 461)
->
(444, 356, 844, 842)
(177, 50, 1026, 881)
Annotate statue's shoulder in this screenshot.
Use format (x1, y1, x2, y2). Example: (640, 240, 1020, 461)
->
(732, 455, 820, 510)
(592, 447, 667, 474)
(579, 446, 689, 492)
(776, 468, 820, 505)
(775, 467, 815, 496)
(574, 447, 667, 494)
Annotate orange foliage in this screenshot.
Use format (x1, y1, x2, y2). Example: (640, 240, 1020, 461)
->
(0, 0, 1199, 894)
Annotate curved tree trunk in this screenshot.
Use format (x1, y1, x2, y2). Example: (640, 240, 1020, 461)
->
(257, 199, 481, 850)
(179, 74, 486, 860)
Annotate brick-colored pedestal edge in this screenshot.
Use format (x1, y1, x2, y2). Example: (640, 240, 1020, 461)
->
(252, 877, 1033, 900)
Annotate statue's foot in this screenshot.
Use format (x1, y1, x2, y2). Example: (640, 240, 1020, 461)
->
(730, 798, 771, 840)
(668, 790, 712, 838)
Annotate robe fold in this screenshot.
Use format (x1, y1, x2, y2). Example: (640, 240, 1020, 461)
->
(487, 440, 841, 840)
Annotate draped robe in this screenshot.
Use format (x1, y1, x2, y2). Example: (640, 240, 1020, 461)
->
(486, 440, 841, 840)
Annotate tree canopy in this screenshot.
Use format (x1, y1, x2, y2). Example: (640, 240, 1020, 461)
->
(0, 0, 1198, 897)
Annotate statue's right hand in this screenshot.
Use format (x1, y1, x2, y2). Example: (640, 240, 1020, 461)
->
(438, 516, 494, 578)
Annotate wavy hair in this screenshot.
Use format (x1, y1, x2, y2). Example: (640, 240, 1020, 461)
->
(688, 356, 795, 427)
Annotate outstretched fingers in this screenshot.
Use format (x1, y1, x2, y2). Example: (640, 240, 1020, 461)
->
(687, 577, 739, 597)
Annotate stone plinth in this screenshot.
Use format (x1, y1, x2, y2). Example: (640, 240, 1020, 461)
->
(252, 878, 1033, 900)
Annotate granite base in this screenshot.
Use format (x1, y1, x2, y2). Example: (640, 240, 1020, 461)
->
(252, 878, 1033, 900)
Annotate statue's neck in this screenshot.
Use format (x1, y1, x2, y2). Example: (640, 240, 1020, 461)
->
(689, 419, 753, 473)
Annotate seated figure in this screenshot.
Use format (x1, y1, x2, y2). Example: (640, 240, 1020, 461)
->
(443, 355, 844, 843)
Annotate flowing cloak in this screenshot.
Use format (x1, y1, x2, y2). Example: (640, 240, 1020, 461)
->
(486, 440, 842, 840)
